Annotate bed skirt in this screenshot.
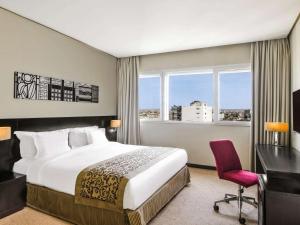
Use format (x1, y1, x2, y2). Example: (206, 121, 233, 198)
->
(27, 166, 190, 225)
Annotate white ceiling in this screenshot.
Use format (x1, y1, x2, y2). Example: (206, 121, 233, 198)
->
(0, 0, 300, 57)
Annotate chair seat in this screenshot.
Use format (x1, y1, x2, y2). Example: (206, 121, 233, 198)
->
(223, 170, 258, 188)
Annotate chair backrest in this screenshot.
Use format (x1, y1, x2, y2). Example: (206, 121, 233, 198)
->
(209, 140, 242, 179)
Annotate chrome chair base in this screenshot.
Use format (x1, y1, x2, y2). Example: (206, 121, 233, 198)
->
(213, 185, 257, 224)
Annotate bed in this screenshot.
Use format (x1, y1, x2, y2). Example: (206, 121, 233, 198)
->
(0, 116, 190, 225)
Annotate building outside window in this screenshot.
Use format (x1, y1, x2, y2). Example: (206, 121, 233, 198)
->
(169, 105, 182, 121)
(139, 65, 251, 124)
(182, 101, 213, 122)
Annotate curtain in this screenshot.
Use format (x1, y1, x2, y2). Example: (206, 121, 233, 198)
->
(251, 39, 291, 170)
(117, 56, 141, 145)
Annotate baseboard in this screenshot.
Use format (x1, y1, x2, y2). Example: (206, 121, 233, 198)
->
(187, 163, 216, 170)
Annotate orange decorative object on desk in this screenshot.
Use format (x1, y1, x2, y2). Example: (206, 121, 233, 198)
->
(265, 122, 289, 146)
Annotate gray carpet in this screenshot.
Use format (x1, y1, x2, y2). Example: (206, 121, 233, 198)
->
(0, 168, 258, 225)
(150, 168, 257, 225)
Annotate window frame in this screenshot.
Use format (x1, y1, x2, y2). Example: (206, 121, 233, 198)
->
(139, 64, 251, 126)
(214, 65, 252, 126)
(139, 73, 163, 121)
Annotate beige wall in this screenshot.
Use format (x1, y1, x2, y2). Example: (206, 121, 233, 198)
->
(141, 122, 251, 169)
(140, 43, 251, 72)
(0, 8, 117, 119)
(139, 43, 252, 169)
(290, 16, 300, 151)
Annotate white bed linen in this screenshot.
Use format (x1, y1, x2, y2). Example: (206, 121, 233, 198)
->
(13, 158, 34, 175)
(13, 142, 188, 210)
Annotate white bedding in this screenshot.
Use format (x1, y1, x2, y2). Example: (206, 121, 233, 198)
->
(13, 158, 34, 174)
(13, 142, 188, 210)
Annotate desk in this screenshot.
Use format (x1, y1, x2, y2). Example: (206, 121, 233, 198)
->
(256, 144, 300, 225)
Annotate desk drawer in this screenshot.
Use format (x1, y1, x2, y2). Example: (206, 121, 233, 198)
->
(266, 191, 300, 225)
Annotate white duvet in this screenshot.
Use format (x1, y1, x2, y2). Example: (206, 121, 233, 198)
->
(13, 142, 188, 210)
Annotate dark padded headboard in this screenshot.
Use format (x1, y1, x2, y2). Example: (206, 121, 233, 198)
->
(0, 116, 116, 172)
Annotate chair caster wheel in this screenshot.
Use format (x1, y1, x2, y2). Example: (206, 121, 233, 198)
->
(213, 205, 219, 212)
(239, 217, 246, 224)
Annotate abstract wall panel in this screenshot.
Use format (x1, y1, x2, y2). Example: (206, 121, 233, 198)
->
(14, 72, 99, 103)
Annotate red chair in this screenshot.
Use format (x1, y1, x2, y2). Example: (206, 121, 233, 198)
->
(209, 140, 258, 224)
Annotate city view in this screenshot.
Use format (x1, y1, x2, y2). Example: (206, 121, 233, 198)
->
(139, 102, 251, 122)
(139, 72, 251, 122)
(139, 108, 160, 120)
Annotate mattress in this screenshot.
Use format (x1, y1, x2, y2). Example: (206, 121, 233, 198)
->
(13, 142, 188, 210)
(13, 158, 34, 175)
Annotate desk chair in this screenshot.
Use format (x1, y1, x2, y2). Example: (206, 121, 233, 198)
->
(209, 140, 258, 224)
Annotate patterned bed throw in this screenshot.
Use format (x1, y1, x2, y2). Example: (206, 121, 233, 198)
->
(75, 147, 177, 212)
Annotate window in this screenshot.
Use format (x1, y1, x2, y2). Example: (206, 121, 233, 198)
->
(218, 71, 251, 121)
(168, 72, 213, 122)
(139, 75, 161, 120)
(138, 66, 252, 124)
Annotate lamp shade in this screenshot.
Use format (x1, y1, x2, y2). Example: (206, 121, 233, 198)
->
(0, 127, 11, 141)
(265, 122, 289, 133)
(110, 120, 121, 128)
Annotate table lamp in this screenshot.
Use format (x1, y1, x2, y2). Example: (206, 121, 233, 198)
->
(265, 122, 289, 146)
(110, 120, 121, 130)
(107, 120, 121, 142)
(0, 127, 11, 141)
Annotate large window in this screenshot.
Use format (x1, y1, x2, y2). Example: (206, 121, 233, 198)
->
(168, 72, 213, 122)
(218, 71, 251, 121)
(139, 75, 161, 120)
(139, 66, 251, 124)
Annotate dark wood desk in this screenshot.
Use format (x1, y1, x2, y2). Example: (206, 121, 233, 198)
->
(256, 144, 300, 225)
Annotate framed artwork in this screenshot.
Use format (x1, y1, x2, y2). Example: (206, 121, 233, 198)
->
(14, 72, 99, 103)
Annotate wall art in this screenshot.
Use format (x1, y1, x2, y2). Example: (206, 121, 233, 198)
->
(14, 72, 99, 103)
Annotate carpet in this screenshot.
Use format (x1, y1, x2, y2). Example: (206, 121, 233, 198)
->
(0, 168, 257, 225)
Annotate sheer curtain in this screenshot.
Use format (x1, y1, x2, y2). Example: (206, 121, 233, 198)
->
(251, 38, 291, 170)
(116, 56, 141, 145)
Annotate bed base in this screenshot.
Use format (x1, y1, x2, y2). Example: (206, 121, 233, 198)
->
(27, 166, 190, 225)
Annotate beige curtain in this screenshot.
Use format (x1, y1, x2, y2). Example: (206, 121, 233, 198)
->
(251, 39, 291, 170)
(117, 56, 141, 145)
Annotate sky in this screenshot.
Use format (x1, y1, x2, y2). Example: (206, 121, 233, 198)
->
(139, 72, 251, 110)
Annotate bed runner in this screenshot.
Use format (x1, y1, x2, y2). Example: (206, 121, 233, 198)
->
(75, 147, 177, 212)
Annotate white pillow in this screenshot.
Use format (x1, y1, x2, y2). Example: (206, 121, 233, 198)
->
(69, 131, 89, 149)
(87, 128, 109, 146)
(71, 126, 98, 131)
(34, 130, 70, 158)
(68, 126, 98, 149)
(14, 131, 37, 159)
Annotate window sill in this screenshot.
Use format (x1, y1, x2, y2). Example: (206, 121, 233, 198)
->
(140, 120, 251, 127)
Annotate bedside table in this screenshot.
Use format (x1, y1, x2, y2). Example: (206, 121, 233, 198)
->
(0, 171, 26, 218)
(105, 128, 117, 142)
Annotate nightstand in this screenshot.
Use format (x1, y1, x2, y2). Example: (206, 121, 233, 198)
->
(0, 171, 26, 218)
(0, 139, 14, 172)
(106, 128, 117, 142)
